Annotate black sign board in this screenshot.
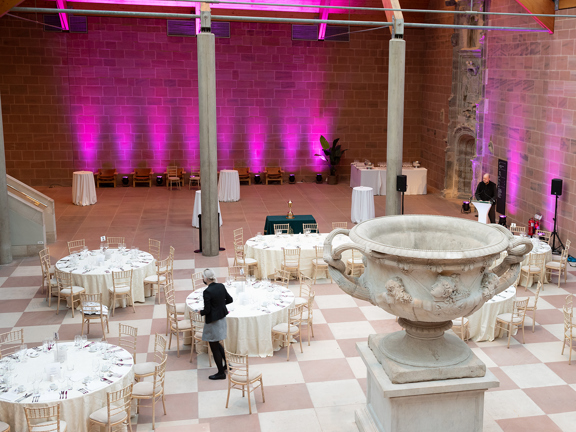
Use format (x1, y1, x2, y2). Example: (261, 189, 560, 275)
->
(497, 159, 507, 215)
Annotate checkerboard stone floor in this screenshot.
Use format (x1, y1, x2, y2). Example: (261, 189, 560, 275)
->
(1, 183, 576, 431)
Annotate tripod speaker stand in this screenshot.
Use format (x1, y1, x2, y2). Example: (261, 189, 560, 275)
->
(550, 178, 565, 254)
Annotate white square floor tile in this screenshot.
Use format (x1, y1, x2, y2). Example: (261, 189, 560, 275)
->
(165, 369, 198, 394)
(314, 295, 359, 309)
(0, 277, 8, 287)
(259, 408, 322, 432)
(198, 389, 259, 418)
(524, 341, 571, 363)
(482, 411, 504, 432)
(0, 312, 22, 328)
(315, 404, 364, 432)
(500, 363, 565, 389)
(549, 411, 576, 432)
(538, 286, 570, 296)
(293, 340, 346, 362)
(542, 324, 566, 341)
(359, 306, 395, 321)
(328, 321, 375, 340)
(251, 362, 304, 386)
(172, 259, 195, 270)
(470, 348, 497, 368)
(484, 389, 545, 420)
(11, 266, 42, 277)
(25, 298, 57, 313)
(173, 278, 193, 291)
(0, 287, 41, 300)
(346, 357, 367, 379)
(15, 325, 62, 344)
(307, 379, 366, 408)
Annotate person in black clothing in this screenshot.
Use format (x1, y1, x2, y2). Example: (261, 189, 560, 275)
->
(198, 268, 233, 380)
(475, 173, 497, 224)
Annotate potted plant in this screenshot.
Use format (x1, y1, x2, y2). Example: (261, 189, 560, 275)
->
(315, 135, 347, 185)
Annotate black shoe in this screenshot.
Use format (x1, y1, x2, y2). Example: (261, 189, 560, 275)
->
(209, 372, 226, 380)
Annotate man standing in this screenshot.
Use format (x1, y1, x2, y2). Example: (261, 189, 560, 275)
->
(475, 173, 497, 224)
(199, 268, 233, 380)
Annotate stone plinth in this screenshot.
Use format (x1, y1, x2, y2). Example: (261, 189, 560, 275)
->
(355, 342, 499, 432)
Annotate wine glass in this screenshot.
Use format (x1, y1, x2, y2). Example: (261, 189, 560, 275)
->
(81, 335, 88, 348)
(92, 359, 100, 381)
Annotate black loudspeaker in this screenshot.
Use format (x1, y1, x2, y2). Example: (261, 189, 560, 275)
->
(397, 175, 407, 193)
(551, 178, 563, 196)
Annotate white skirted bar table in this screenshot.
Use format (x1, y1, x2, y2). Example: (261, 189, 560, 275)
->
(192, 190, 223, 228)
(467, 286, 516, 342)
(218, 170, 240, 202)
(351, 186, 375, 224)
(472, 200, 492, 224)
(72, 171, 97, 206)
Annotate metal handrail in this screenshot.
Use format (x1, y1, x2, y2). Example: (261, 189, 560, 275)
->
(7, 184, 48, 208)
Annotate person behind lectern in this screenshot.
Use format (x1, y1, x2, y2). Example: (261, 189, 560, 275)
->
(475, 173, 497, 224)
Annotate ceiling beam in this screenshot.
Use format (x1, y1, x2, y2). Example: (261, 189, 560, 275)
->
(514, 0, 554, 33)
(0, 0, 24, 17)
(318, 0, 329, 40)
(558, 0, 576, 9)
(381, 0, 402, 35)
(56, 0, 70, 30)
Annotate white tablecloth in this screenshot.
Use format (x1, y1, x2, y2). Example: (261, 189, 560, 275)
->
(349, 165, 427, 195)
(244, 233, 353, 279)
(351, 186, 375, 224)
(72, 171, 97, 206)
(468, 286, 516, 342)
(192, 190, 223, 228)
(519, 238, 553, 286)
(218, 170, 241, 202)
(0, 342, 134, 432)
(185, 282, 295, 357)
(55, 249, 156, 304)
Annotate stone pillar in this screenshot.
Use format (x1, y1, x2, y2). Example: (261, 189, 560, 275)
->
(385, 38, 406, 216)
(0, 94, 12, 264)
(197, 4, 219, 257)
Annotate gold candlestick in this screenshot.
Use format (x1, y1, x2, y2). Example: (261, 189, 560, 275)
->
(287, 200, 294, 219)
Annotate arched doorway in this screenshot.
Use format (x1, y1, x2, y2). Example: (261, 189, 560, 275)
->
(456, 134, 475, 196)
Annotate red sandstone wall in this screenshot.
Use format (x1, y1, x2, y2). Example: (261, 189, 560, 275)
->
(419, 0, 454, 192)
(0, 17, 425, 186)
(482, 0, 576, 244)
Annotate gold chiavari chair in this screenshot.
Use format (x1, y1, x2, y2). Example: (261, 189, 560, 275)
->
(273, 223, 290, 234)
(132, 355, 168, 430)
(88, 383, 133, 432)
(562, 295, 575, 364)
(54, 269, 85, 318)
(106, 237, 125, 249)
(233, 227, 244, 246)
(134, 334, 167, 382)
(67, 239, 85, 255)
(332, 222, 348, 230)
(224, 348, 265, 414)
(190, 311, 212, 366)
(495, 298, 529, 348)
(108, 270, 135, 316)
(302, 223, 319, 233)
(271, 304, 304, 361)
(79, 293, 110, 339)
(509, 226, 526, 236)
(118, 323, 138, 361)
(0, 329, 24, 359)
(24, 404, 67, 432)
(311, 245, 331, 283)
(281, 247, 300, 279)
(149, 238, 161, 261)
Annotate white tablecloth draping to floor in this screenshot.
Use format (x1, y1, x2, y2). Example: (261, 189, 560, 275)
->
(72, 171, 97, 206)
(519, 238, 553, 287)
(349, 165, 427, 195)
(185, 281, 295, 357)
(0, 342, 134, 432)
(192, 190, 223, 228)
(55, 249, 155, 304)
(467, 286, 516, 342)
(218, 170, 241, 202)
(351, 186, 375, 224)
(244, 233, 353, 279)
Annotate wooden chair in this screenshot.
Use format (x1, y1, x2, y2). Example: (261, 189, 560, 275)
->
(233, 227, 244, 246)
(106, 237, 125, 249)
(264, 167, 283, 184)
(108, 270, 135, 316)
(224, 348, 265, 414)
(67, 239, 85, 255)
(96, 169, 117, 188)
(295, 275, 313, 309)
(311, 245, 331, 283)
(191, 271, 204, 291)
(451, 317, 470, 341)
(164, 281, 185, 335)
(546, 247, 570, 287)
(79, 293, 109, 339)
(495, 298, 529, 348)
(132, 355, 167, 430)
(149, 238, 161, 260)
(89, 383, 133, 432)
(536, 230, 552, 245)
(298, 285, 316, 346)
(281, 248, 300, 279)
(0, 329, 24, 359)
(0, 422, 9, 432)
(271, 304, 304, 361)
(520, 253, 545, 291)
(190, 311, 212, 366)
(346, 249, 365, 277)
(332, 222, 348, 230)
(54, 269, 85, 318)
(24, 404, 67, 432)
(166, 166, 181, 190)
(302, 223, 319, 233)
(509, 225, 526, 236)
(39, 247, 54, 295)
(118, 323, 138, 361)
(132, 168, 153, 187)
(134, 334, 167, 382)
(144, 256, 170, 304)
(189, 166, 201, 189)
(562, 295, 575, 364)
(517, 281, 542, 333)
(236, 167, 251, 185)
(41, 256, 58, 306)
(273, 223, 290, 235)
(228, 265, 246, 281)
(552, 239, 571, 263)
(166, 291, 192, 357)
(233, 244, 258, 276)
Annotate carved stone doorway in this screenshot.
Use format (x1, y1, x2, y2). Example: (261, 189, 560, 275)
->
(457, 134, 475, 196)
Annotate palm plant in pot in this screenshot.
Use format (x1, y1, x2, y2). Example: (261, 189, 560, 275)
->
(315, 135, 347, 185)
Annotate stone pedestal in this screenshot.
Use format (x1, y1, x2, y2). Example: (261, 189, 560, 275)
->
(355, 342, 499, 432)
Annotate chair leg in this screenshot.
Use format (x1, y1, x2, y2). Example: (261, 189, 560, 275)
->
(176, 332, 180, 357)
(81, 319, 85, 336)
(152, 395, 156, 430)
(226, 379, 231, 408)
(298, 333, 303, 353)
(56, 294, 61, 315)
(162, 393, 167, 414)
(260, 378, 265, 402)
(521, 323, 525, 343)
(532, 310, 536, 332)
(506, 323, 512, 348)
(70, 295, 75, 318)
(286, 336, 290, 361)
(562, 337, 566, 355)
(100, 318, 106, 340)
(247, 383, 252, 414)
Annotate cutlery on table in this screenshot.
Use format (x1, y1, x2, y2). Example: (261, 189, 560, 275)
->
(16, 393, 32, 403)
(33, 395, 40, 403)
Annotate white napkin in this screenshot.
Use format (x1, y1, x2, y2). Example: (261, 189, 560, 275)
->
(39, 392, 60, 403)
(87, 380, 107, 392)
(0, 391, 21, 402)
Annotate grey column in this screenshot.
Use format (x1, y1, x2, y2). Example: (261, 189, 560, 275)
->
(197, 9, 219, 257)
(0, 94, 12, 264)
(385, 38, 406, 216)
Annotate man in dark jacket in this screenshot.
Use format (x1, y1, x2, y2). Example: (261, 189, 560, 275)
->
(199, 269, 233, 380)
(475, 173, 497, 223)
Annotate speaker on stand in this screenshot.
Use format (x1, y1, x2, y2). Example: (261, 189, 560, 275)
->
(550, 178, 565, 253)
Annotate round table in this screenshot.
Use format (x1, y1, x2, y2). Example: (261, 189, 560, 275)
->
(244, 233, 353, 279)
(72, 171, 97, 206)
(55, 249, 156, 305)
(192, 190, 223, 228)
(467, 286, 516, 342)
(218, 170, 241, 202)
(519, 238, 553, 286)
(351, 186, 375, 223)
(0, 341, 134, 432)
(186, 281, 295, 357)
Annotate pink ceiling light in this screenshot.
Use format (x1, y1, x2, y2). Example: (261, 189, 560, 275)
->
(56, 0, 69, 30)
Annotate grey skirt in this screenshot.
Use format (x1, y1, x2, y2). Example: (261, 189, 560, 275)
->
(202, 317, 227, 342)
